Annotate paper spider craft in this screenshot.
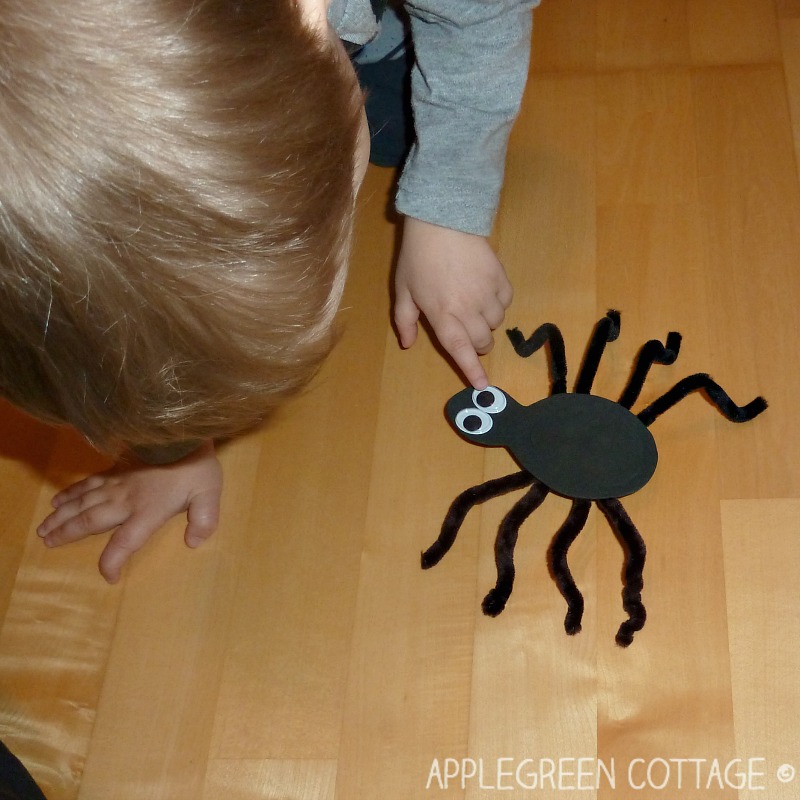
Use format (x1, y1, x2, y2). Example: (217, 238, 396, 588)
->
(421, 311, 767, 646)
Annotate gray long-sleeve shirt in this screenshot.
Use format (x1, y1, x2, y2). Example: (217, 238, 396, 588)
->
(330, 0, 539, 236)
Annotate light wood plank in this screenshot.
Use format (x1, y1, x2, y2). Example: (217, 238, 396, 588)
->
(463, 72, 602, 800)
(0, 432, 117, 800)
(0, 404, 55, 624)
(692, 65, 800, 499)
(776, 0, 800, 18)
(594, 62, 739, 800)
(335, 328, 481, 799)
(203, 760, 337, 800)
(597, 0, 691, 70)
(530, 0, 598, 75)
(722, 499, 800, 799)
(689, 0, 781, 65)
(781, 19, 800, 172)
(596, 69, 698, 209)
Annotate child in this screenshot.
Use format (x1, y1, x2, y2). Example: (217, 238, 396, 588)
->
(0, 0, 537, 582)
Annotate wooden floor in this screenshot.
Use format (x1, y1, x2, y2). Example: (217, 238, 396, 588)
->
(3, 1, 800, 798)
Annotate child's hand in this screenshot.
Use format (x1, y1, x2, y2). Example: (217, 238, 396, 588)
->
(394, 217, 513, 389)
(37, 441, 222, 584)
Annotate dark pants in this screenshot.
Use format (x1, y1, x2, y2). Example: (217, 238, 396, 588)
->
(0, 743, 46, 800)
(349, 1, 415, 168)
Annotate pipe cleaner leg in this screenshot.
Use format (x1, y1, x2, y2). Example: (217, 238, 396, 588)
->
(421, 470, 534, 569)
(597, 498, 646, 647)
(506, 323, 568, 394)
(482, 481, 550, 616)
(574, 310, 621, 394)
(637, 373, 767, 426)
(618, 332, 682, 409)
(548, 499, 591, 635)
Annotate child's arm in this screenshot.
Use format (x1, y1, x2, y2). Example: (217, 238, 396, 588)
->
(394, 218, 512, 389)
(393, 0, 538, 386)
(37, 440, 222, 583)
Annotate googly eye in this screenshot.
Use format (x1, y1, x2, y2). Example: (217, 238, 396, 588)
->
(472, 386, 507, 414)
(455, 408, 493, 435)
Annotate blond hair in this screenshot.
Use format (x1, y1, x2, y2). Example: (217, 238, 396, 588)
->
(0, 0, 362, 452)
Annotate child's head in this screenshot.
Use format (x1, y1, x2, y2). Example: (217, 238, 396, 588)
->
(0, 0, 365, 452)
